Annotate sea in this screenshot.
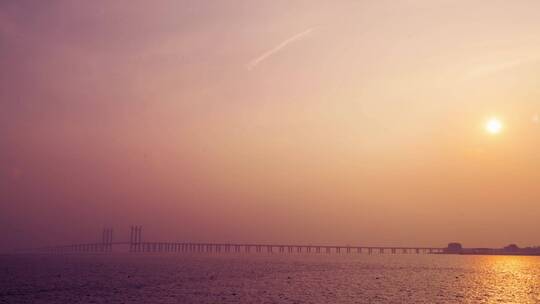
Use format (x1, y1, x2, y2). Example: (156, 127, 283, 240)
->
(1, 253, 539, 303)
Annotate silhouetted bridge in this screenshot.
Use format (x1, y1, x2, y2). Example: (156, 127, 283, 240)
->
(24, 226, 445, 255)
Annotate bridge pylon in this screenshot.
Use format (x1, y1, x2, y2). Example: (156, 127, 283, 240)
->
(130, 225, 142, 252)
(102, 228, 113, 252)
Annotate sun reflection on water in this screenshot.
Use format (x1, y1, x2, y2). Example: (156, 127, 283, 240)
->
(471, 256, 540, 303)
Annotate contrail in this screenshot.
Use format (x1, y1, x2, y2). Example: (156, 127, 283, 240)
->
(247, 28, 315, 70)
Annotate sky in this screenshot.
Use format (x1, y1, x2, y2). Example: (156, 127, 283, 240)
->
(1, 0, 540, 252)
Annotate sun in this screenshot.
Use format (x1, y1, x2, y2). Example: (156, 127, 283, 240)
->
(485, 117, 503, 135)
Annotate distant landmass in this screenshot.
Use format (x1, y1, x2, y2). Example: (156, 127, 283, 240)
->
(444, 243, 540, 256)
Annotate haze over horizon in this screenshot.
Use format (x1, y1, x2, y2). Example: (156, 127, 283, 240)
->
(1, 0, 540, 252)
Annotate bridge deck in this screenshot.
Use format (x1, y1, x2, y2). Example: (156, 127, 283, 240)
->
(22, 227, 445, 254)
(25, 241, 445, 255)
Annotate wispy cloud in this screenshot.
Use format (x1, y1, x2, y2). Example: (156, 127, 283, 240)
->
(247, 28, 315, 70)
(464, 55, 539, 80)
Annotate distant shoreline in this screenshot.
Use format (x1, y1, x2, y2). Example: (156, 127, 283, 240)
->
(442, 243, 540, 256)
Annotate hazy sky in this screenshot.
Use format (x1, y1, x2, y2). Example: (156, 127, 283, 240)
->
(1, 0, 540, 252)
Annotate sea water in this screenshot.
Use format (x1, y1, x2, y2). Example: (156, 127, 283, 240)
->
(1, 253, 539, 303)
